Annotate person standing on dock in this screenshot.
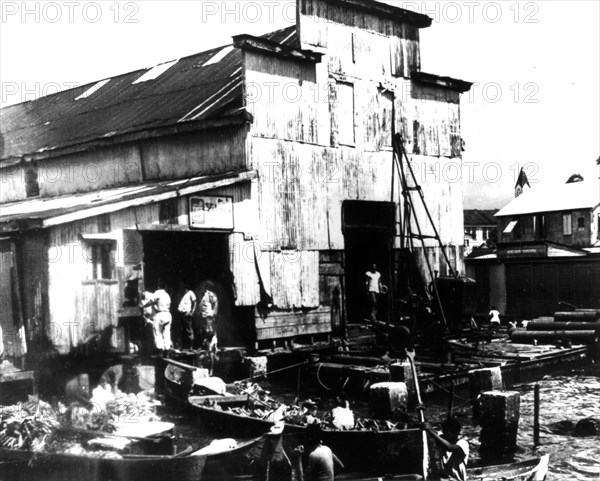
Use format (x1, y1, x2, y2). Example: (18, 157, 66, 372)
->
(199, 281, 219, 374)
(424, 418, 469, 481)
(293, 423, 344, 481)
(489, 306, 501, 330)
(143, 281, 172, 353)
(365, 264, 382, 321)
(177, 282, 197, 350)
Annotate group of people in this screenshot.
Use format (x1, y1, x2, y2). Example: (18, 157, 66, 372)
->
(140, 280, 220, 363)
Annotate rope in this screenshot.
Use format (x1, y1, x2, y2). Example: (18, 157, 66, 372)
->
(316, 363, 334, 391)
(238, 360, 309, 383)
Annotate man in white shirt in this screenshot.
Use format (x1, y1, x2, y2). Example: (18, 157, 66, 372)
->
(365, 264, 382, 321)
(489, 306, 501, 331)
(144, 281, 172, 353)
(177, 283, 197, 350)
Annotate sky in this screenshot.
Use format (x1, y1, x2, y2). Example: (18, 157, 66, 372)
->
(1, 0, 599, 209)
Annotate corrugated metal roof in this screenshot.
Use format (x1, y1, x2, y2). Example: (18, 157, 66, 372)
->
(260, 25, 299, 47)
(496, 181, 600, 217)
(0, 170, 256, 232)
(0, 26, 306, 162)
(0, 43, 245, 160)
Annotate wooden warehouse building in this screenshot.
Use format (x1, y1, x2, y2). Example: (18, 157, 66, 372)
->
(0, 0, 471, 357)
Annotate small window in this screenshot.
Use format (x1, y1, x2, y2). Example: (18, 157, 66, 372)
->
(577, 217, 585, 229)
(25, 165, 40, 198)
(88, 242, 115, 280)
(563, 214, 572, 235)
(534, 214, 545, 238)
(335, 82, 355, 146)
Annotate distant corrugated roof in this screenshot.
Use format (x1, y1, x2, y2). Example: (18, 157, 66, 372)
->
(496, 180, 600, 217)
(2, 25, 307, 161)
(464, 209, 498, 226)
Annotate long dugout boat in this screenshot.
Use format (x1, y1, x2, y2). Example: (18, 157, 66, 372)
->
(189, 394, 425, 475)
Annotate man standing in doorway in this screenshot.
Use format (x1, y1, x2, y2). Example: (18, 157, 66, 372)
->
(365, 264, 382, 321)
(199, 281, 219, 374)
(144, 281, 172, 354)
(177, 282, 197, 350)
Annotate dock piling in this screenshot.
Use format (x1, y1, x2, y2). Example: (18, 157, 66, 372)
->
(479, 390, 521, 456)
(533, 383, 540, 446)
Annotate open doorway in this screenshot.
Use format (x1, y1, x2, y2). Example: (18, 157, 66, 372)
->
(142, 231, 229, 291)
(141, 231, 236, 346)
(342, 201, 395, 324)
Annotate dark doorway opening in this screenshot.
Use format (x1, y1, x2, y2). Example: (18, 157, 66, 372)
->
(141, 231, 238, 346)
(142, 231, 229, 291)
(342, 201, 395, 324)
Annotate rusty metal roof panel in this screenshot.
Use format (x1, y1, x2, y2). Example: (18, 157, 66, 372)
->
(0, 45, 243, 160)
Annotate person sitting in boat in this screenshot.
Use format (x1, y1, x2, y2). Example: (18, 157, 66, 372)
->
(329, 393, 354, 430)
(293, 423, 344, 481)
(302, 399, 320, 425)
(424, 418, 469, 481)
(90, 378, 116, 409)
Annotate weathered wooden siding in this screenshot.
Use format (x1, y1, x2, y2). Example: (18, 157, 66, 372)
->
(255, 307, 331, 341)
(244, 51, 327, 145)
(20, 232, 49, 341)
(498, 208, 597, 247)
(46, 204, 158, 353)
(269, 250, 320, 308)
(0, 240, 26, 357)
(251, 137, 393, 250)
(141, 127, 247, 181)
(399, 82, 462, 158)
(0, 163, 26, 203)
(0, 145, 143, 204)
(299, 0, 421, 78)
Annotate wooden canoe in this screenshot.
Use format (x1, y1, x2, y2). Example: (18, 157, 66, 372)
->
(336, 455, 549, 481)
(189, 396, 425, 474)
(467, 454, 550, 481)
(0, 434, 265, 481)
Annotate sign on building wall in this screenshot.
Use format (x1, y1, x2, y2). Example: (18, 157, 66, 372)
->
(189, 195, 234, 231)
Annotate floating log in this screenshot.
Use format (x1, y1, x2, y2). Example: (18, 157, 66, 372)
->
(510, 329, 599, 343)
(553, 311, 600, 322)
(526, 321, 600, 331)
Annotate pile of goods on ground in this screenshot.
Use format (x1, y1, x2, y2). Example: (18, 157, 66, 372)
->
(0, 392, 161, 455)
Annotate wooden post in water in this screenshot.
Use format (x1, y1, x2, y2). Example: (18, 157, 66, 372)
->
(295, 367, 301, 404)
(533, 383, 540, 446)
(447, 381, 455, 419)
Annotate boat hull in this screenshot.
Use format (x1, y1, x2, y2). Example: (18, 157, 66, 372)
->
(0, 436, 263, 481)
(190, 403, 425, 474)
